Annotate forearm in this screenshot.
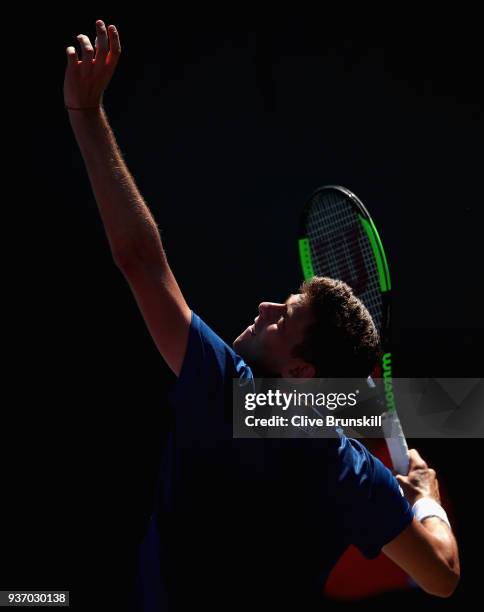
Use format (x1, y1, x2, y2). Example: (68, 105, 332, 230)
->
(415, 517, 460, 597)
(68, 106, 164, 267)
(421, 517, 460, 574)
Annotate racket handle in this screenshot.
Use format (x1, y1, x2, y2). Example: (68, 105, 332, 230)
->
(382, 412, 410, 475)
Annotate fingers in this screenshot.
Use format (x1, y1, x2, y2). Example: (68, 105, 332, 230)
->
(408, 448, 428, 470)
(66, 21, 120, 85)
(77, 34, 94, 60)
(77, 34, 95, 77)
(94, 20, 109, 60)
(107, 24, 121, 67)
(66, 46, 78, 66)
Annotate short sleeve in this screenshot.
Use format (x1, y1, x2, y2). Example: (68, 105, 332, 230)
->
(167, 311, 252, 430)
(335, 437, 414, 559)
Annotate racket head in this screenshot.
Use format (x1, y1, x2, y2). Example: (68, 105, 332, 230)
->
(298, 185, 392, 364)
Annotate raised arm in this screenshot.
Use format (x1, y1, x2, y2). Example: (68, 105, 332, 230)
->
(382, 449, 460, 597)
(64, 20, 191, 375)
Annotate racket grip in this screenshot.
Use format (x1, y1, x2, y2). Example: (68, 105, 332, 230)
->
(382, 412, 409, 475)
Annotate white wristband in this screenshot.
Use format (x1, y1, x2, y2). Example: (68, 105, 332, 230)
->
(412, 497, 451, 529)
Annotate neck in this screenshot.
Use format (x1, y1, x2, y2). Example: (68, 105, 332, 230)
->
(245, 361, 280, 379)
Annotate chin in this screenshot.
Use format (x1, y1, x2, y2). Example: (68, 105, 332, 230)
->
(233, 329, 254, 361)
(233, 335, 247, 356)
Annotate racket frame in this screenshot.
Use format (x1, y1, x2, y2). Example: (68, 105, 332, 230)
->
(298, 185, 409, 474)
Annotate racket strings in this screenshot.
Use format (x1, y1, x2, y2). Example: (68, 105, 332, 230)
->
(305, 192, 383, 329)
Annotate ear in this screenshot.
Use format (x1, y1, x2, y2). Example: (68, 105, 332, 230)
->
(282, 361, 316, 381)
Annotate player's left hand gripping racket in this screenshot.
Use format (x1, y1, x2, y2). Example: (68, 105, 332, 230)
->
(298, 185, 409, 475)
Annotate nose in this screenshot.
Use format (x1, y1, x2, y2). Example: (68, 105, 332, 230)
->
(258, 302, 284, 320)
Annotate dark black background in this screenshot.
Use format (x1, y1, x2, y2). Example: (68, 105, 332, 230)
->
(3, 7, 482, 610)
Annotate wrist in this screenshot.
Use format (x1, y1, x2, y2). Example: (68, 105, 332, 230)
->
(66, 104, 102, 112)
(65, 94, 104, 112)
(413, 496, 451, 529)
(66, 105, 105, 130)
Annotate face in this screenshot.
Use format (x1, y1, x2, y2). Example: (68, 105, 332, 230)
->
(233, 293, 316, 378)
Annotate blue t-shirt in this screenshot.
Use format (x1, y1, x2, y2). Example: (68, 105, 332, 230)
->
(134, 312, 413, 611)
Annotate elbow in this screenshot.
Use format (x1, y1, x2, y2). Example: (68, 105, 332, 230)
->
(440, 566, 460, 598)
(112, 247, 138, 272)
(112, 243, 166, 274)
(424, 566, 460, 598)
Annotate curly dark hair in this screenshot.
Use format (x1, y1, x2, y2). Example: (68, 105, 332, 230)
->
(292, 276, 381, 377)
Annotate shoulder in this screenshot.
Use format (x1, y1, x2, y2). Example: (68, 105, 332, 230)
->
(330, 436, 375, 485)
(330, 436, 413, 558)
(328, 436, 404, 503)
(170, 312, 252, 401)
(186, 312, 251, 378)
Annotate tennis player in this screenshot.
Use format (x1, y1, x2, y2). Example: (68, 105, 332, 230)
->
(64, 20, 460, 611)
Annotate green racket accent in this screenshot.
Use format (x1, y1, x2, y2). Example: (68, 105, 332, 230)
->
(359, 216, 391, 292)
(382, 352, 396, 414)
(298, 238, 315, 280)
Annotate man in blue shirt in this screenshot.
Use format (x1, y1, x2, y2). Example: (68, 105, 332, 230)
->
(64, 20, 460, 610)
(137, 307, 414, 610)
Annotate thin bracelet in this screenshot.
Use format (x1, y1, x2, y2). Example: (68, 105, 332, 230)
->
(65, 106, 101, 111)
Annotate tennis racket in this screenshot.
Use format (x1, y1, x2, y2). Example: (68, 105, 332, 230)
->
(298, 185, 409, 475)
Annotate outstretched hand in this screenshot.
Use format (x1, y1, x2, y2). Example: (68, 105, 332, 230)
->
(64, 20, 121, 110)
